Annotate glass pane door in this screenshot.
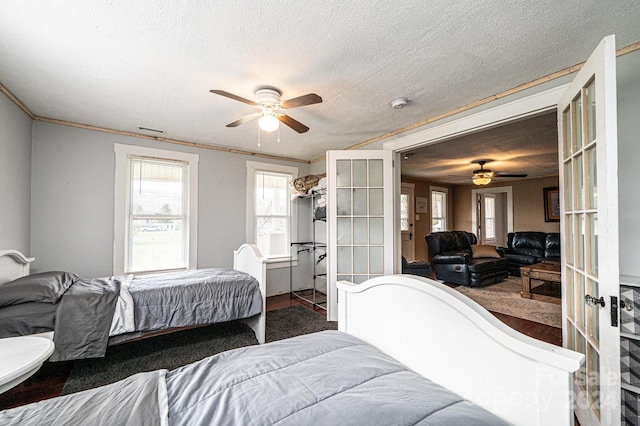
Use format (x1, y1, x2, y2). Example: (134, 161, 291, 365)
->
(327, 150, 396, 321)
(558, 35, 619, 425)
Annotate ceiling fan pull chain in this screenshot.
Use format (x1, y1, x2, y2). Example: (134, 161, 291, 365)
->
(258, 127, 261, 147)
(277, 126, 280, 143)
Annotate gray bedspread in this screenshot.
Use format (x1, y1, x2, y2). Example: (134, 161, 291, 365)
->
(0, 370, 167, 426)
(0, 331, 508, 425)
(50, 277, 122, 362)
(166, 330, 508, 425)
(128, 268, 262, 331)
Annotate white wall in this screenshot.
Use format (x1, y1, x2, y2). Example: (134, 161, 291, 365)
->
(617, 49, 640, 276)
(0, 94, 32, 253)
(29, 121, 310, 295)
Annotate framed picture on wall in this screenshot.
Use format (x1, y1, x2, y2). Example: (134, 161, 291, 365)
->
(416, 197, 428, 214)
(544, 187, 560, 222)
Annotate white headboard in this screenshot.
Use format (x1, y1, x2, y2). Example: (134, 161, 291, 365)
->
(0, 250, 35, 285)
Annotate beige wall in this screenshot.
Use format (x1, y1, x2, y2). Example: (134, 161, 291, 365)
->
(452, 176, 561, 234)
(401, 177, 455, 261)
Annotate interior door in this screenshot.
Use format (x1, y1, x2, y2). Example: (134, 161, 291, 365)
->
(558, 35, 619, 425)
(326, 150, 397, 321)
(401, 182, 415, 260)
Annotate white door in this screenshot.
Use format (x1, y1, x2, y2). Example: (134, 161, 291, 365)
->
(326, 150, 397, 321)
(401, 182, 415, 260)
(558, 35, 619, 425)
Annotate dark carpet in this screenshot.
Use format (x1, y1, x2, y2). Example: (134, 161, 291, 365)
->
(62, 305, 336, 395)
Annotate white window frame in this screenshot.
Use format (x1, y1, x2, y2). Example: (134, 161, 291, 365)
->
(114, 144, 199, 275)
(430, 185, 448, 232)
(484, 194, 496, 240)
(246, 161, 298, 269)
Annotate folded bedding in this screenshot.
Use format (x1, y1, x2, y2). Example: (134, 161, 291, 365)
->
(0, 331, 508, 426)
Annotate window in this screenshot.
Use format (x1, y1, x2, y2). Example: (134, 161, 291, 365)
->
(484, 195, 496, 239)
(114, 144, 198, 275)
(400, 193, 410, 231)
(430, 186, 448, 232)
(246, 161, 297, 266)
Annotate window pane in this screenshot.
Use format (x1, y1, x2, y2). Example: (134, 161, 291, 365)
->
(431, 190, 447, 232)
(130, 218, 184, 272)
(256, 217, 289, 257)
(485, 197, 495, 239)
(400, 194, 409, 231)
(131, 159, 184, 215)
(255, 172, 289, 216)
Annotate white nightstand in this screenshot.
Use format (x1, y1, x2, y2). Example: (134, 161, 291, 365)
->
(0, 336, 55, 393)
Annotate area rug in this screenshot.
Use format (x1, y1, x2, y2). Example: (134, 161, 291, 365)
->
(62, 305, 336, 395)
(453, 276, 562, 328)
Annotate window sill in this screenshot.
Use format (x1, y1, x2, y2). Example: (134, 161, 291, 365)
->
(265, 256, 297, 270)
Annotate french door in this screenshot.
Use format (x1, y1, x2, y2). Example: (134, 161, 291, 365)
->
(326, 150, 397, 321)
(558, 35, 620, 425)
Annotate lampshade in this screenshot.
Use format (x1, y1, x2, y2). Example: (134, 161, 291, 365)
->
(258, 113, 279, 132)
(472, 172, 492, 185)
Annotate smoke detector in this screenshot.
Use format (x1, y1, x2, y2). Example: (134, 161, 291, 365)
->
(390, 97, 408, 109)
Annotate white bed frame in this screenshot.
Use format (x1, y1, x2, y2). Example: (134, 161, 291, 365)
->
(338, 274, 584, 426)
(0, 244, 267, 344)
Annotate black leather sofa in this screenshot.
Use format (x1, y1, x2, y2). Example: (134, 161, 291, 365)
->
(425, 231, 509, 287)
(502, 231, 561, 276)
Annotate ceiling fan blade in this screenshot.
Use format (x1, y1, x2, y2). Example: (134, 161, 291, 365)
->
(280, 93, 323, 109)
(209, 90, 257, 106)
(279, 114, 310, 133)
(226, 113, 260, 127)
(493, 172, 528, 178)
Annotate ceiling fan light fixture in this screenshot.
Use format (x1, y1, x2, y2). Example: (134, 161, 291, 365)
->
(258, 112, 279, 132)
(472, 172, 492, 185)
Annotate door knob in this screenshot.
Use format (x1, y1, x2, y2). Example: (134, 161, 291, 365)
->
(585, 294, 605, 307)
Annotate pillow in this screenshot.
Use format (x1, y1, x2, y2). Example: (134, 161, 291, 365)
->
(0, 271, 79, 307)
(470, 244, 502, 259)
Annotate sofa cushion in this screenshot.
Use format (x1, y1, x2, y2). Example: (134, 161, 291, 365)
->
(468, 257, 508, 273)
(470, 244, 501, 259)
(432, 252, 470, 264)
(510, 232, 547, 258)
(545, 233, 561, 258)
(504, 253, 538, 265)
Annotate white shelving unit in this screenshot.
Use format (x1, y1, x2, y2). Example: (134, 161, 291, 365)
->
(290, 191, 327, 310)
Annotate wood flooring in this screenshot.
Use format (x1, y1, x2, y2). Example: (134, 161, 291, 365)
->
(0, 292, 562, 411)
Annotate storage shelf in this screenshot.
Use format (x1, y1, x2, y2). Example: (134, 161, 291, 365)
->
(621, 332, 640, 342)
(291, 289, 327, 311)
(290, 190, 327, 311)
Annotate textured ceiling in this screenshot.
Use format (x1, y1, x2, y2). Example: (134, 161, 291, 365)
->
(400, 112, 559, 184)
(0, 1, 639, 162)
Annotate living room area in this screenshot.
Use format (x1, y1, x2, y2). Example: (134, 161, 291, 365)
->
(399, 110, 562, 331)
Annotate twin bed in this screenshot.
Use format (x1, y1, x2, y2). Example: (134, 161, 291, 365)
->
(0, 244, 267, 361)
(0, 248, 584, 425)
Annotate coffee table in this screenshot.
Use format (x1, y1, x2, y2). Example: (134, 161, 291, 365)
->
(520, 261, 562, 304)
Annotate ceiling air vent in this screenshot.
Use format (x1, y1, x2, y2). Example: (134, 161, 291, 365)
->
(138, 126, 165, 134)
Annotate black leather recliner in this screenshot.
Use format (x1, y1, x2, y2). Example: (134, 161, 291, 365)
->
(401, 256, 432, 278)
(502, 231, 561, 276)
(425, 231, 509, 287)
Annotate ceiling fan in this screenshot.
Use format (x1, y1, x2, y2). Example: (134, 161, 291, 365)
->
(209, 87, 322, 134)
(471, 160, 527, 185)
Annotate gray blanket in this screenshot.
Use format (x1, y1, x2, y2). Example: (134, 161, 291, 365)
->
(0, 370, 167, 426)
(0, 331, 508, 425)
(50, 277, 122, 362)
(128, 268, 262, 331)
